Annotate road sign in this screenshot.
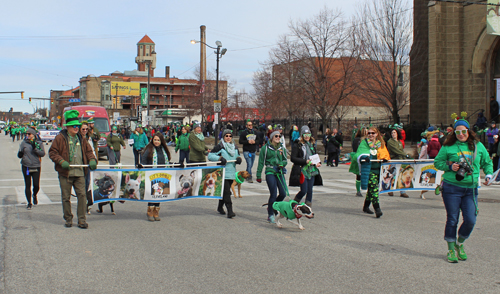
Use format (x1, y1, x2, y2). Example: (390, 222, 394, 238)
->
(214, 103, 221, 112)
(68, 98, 80, 102)
(113, 112, 120, 120)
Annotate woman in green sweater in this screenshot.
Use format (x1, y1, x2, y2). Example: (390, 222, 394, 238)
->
(106, 125, 126, 166)
(386, 128, 410, 198)
(188, 123, 209, 165)
(434, 118, 493, 263)
(256, 130, 288, 223)
(175, 125, 190, 166)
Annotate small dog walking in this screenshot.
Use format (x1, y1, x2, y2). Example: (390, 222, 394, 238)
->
(263, 200, 314, 230)
(231, 171, 251, 198)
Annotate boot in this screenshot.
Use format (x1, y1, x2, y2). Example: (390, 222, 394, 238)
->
(305, 201, 312, 207)
(388, 192, 394, 196)
(373, 203, 383, 218)
(147, 206, 155, 222)
(217, 200, 226, 215)
(226, 203, 235, 218)
(363, 200, 374, 214)
(153, 207, 161, 221)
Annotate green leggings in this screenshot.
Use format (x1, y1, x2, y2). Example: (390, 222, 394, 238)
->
(366, 172, 380, 205)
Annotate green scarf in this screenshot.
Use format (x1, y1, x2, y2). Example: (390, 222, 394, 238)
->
(368, 139, 381, 150)
(195, 132, 205, 141)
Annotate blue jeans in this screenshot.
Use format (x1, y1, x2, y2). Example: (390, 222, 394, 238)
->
(243, 151, 256, 178)
(441, 182, 478, 242)
(295, 176, 315, 204)
(266, 173, 287, 216)
(179, 150, 190, 165)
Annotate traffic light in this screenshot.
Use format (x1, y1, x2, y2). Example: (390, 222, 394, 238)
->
(29, 97, 32, 103)
(21, 92, 24, 99)
(51, 97, 54, 104)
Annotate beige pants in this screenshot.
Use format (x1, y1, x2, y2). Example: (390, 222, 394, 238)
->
(59, 175, 87, 224)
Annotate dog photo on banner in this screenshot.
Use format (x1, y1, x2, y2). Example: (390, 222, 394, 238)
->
(198, 168, 224, 197)
(92, 171, 121, 201)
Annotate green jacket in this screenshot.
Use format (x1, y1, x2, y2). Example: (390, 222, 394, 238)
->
(106, 133, 125, 151)
(387, 138, 406, 159)
(130, 131, 148, 150)
(434, 141, 493, 188)
(256, 142, 288, 180)
(188, 133, 208, 162)
(175, 133, 190, 152)
(272, 200, 299, 220)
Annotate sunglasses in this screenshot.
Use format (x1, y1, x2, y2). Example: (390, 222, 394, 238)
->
(71, 126, 80, 129)
(81, 128, 88, 131)
(225, 135, 232, 138)
(303, 134, 311, 137)
(455, 129, 468, 135)
(367, 132, 376, 135)
(247, 124, 252, 126)
(274, 135, 282, 138)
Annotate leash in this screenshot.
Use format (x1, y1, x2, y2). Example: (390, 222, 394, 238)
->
(276, 167, 290, 198)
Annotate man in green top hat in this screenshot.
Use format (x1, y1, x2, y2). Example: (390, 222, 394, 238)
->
(49, 110, 97, 229)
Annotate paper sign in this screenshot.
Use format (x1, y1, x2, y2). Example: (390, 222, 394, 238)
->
(309, 154, 321, 165)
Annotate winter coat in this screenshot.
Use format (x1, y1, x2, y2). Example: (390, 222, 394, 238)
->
(387, 138, 406, 160)
(208, 142, 240, 180)
(175, 132, 190, 152)
(188, 133, 208, 162)
(256, 142, 288, 180)
(106, 133, 125, 151)
(327, 135, 340, 153)
(486, 127, 499, 144)
(48, 129, 96, 178)
(349, 139, 390, 189)
(419, 145, 428, 159)
(239, 128, 258, 153)
(130, 131, 148, 150)
(289, 141, 322, 187)
(434, 141, 493, 188)
(18, 138, 45, 168)
(427, 137, 441, 159)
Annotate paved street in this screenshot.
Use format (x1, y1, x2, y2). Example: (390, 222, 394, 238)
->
(0, 134, 499, 293)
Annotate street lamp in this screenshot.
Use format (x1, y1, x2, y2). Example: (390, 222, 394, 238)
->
(146, 50, 156, 125)
(190, 39, 227, 145)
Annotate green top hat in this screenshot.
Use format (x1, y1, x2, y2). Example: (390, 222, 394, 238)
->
(63, 110, 81, 127)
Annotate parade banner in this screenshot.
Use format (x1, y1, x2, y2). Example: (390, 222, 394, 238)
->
(379, 161, 444, 194)
(91, 166, 225, 203)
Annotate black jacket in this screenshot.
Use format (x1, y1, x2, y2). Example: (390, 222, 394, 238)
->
(327, 135, 340, 153)
(289, 141, 323, 187)
(239, 128, 257, 153)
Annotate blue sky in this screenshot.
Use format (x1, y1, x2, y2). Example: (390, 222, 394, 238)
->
(0, 0, 412, 114)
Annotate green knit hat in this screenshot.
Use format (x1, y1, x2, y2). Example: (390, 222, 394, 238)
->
(63, 110, 81, 127)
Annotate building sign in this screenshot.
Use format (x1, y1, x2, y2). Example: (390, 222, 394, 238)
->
(487, 1, 500, 35)
(111, 82, 140, 96)
(141, 88, 148, 106)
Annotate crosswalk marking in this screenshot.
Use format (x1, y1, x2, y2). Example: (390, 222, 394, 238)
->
(15, 186, 54, 205)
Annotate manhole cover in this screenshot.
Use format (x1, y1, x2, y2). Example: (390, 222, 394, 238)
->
(478, 198, 500, 203)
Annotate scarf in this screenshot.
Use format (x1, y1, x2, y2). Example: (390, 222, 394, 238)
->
(368, 139, 381, 150)
(152, 146, 169, 167)
(222, 141, 236, 157)
(195, 132, 205, 141)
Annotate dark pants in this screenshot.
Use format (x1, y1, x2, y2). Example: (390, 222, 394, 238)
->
(133, 148, 142, 167)
(59, 175, 86, 224)
(327, 152, 338, 166)
(85, 169, 92, 206)
(108, 148, 121, 165)
(148, 202, 160, 207)
(222, 179, 233, 206)
(295, 175, 315, 204)
(441, 182, 478, 242)
(266, 173, 287, 216)
(22, 166, 40, 205)
(179, 150, 190, 165)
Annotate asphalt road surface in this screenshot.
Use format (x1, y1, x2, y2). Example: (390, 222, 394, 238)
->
(0, 134, 499, 293)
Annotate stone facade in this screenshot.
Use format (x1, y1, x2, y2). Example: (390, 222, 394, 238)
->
(411, 1, 500, 125)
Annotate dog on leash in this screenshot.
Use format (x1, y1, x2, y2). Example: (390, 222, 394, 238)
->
(263, 200, 314, 230)
(202, 170, 221, 196)
(93, 174, 117, 215)
(231, 171, 251, 198)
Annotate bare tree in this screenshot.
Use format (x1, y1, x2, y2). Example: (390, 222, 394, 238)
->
(354, 0, 412, 123)
(250, 67, 285, 119)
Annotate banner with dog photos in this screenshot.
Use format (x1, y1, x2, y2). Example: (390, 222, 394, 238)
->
(379, 161, 444, 194)
(90, 166, 225, 203)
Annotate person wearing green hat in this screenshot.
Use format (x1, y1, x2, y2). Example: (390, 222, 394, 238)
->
(130, 124, 148, 167)
(106, 125, 126, 166)
(49, 110, 97, 229)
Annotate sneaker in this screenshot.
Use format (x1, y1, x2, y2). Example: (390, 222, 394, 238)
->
(420, 193, 426, 200)
(27, 204, 32, 210)
(64, 221, 73, 228)
(33, 195, 38, 205)
(455, 244, 467, 261)
(400, 193, 409, 198)
(267, 215, 275, 224)
(447, 249, 458, 263)
(356, 191, 363, 197)
(248, 178, 254, 183)
(78, 222, 89, 229)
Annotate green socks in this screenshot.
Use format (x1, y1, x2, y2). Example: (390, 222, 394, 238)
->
(457, 236, 465, 244)
(447, 241, 456, 250)
(356, 180, 361, 192)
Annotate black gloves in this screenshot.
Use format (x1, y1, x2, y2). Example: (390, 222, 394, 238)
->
(236, 157, 242, 165)
(218, 157, 227, 166)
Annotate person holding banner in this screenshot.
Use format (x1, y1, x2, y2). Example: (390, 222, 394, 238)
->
(106, 125, 126, 166)
(140, 133, 172, 221)
(434, 117, 493, 263)
(189, 123, 209, 165)
(49, 110, 97, 229)
(352, 127, 368, 197)
(208, 129, 242, 218)
(386, 128, 410, 198)
(87, 118, 100, 161)
(175, 125, 190, 166)
(79, 122, 94, 213)
(130, 125, 148, 167)
(290, 126, 322, 207)
(256, 130, 288, 223)
(349, 126, 390, 218)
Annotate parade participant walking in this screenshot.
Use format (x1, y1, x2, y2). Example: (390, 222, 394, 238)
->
(427, 134, 442, 159)
(352, 127, 367, 197)
(486, 121, 498, 155)
(239, 120, 257, 182)
(189, 123, 209, 165)
(140, 134, 171, 221)
(106, 125, 126, 166)
(87, 118, 100, 158)
(326, 129, 341, 167)
(386, 128, 410, 198)
(175, 125, 190, 166)
(49, 110, 97, 228)
(256, 130, 288, 223)
(208, 129, 242, 218)
(18, 128, 45, 209)
(290, 126, 322, 207)
(434, 116, 493, 263)
(130, 124, 148, 167)
(79, 122, 94, 213)
(349, 126, 390, 218)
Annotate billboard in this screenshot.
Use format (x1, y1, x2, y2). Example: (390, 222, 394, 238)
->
(111, 82, 140, 96)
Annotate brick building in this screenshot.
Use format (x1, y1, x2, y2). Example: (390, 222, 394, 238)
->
(411, 1, 500, 125)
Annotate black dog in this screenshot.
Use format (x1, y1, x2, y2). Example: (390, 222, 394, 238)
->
(93, 174, 116, 215)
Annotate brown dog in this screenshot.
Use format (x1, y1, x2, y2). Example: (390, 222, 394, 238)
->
(231, 171, 251, 198)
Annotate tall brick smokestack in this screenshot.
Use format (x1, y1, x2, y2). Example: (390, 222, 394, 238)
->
(200, 25, 207, 83)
